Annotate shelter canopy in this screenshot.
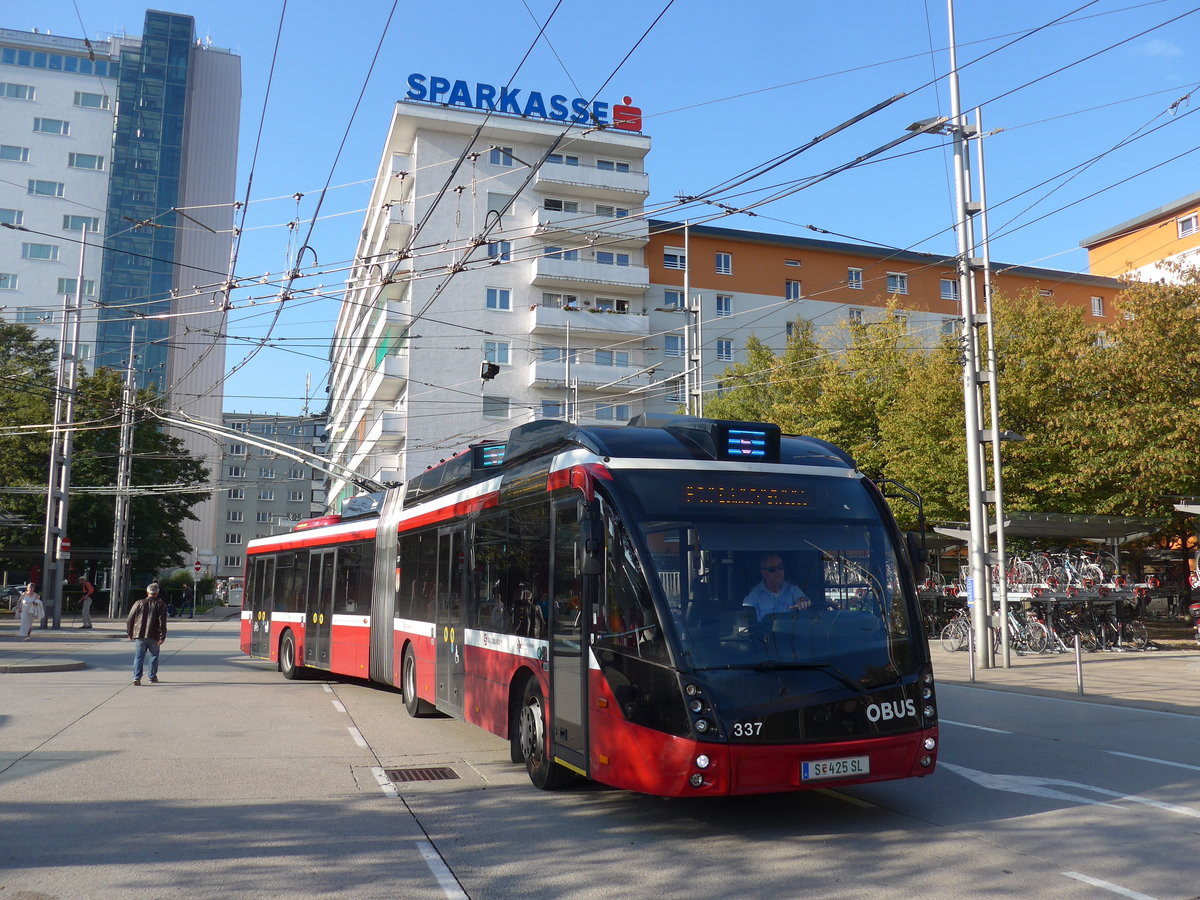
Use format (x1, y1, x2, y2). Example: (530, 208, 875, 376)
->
(934, 511, 1165, 545)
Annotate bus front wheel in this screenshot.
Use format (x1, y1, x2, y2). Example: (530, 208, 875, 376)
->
(517, 679, 573, 790)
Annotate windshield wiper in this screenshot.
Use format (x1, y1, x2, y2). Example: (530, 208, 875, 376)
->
(697, 661, 865, 692)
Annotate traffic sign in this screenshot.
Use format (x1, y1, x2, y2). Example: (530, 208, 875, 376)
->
(59, 537, 71, 558)
(194, 561, 202, 574)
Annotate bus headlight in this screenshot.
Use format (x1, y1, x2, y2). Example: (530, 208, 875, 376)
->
(923, 737, 936, 751)
(689, 773, 705, 787)
(695, 754, 711, 769)
(694, 718, 711, 734)
(923, 705, 935, 718)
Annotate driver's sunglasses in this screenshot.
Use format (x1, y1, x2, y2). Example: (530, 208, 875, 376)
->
(761, 565, 784, 573)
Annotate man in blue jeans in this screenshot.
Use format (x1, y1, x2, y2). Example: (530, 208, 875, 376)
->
(126, 582, 168, 685)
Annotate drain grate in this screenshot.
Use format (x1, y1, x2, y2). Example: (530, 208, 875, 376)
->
(385, 766, 460, 783)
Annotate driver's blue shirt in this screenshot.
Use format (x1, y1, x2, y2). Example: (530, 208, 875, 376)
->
(743, 581, 808, 619)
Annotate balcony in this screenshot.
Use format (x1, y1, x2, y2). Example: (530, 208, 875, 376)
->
(534, 163, 649, 200)
(529, 360, 651, 390)
(531, 256, 649, 295)
(365, 410, 406, 449)
(364, 354, 406, 402)
(526, 304, 650, 338)
(532, 208, 648, 245)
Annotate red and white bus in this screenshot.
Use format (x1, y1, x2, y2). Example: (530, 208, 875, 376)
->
(241, 416, 938, 795)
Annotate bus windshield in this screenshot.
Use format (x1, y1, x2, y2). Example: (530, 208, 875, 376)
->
(622, 470, 917, 683)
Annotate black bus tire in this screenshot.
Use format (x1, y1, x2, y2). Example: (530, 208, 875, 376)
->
(280, 631, 304, 680)
(402, 645, 436, 718)
(517, 678, 574, 790)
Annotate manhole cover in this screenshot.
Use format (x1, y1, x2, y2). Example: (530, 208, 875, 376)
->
(385, 766, 460, 783)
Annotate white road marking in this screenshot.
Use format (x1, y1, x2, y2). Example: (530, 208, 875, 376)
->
(322, 683, 333, 693)
(943, 684, 1199, 720)
(331, 699, 346, 713)
(939, 718, 1011, 734)
(1105, 750, 1200, 773)
(943, 762, 1200, 818)
(1062, 871, 1158, 899)
(370, 768, 468, 900)
(347, 726, 368, 748)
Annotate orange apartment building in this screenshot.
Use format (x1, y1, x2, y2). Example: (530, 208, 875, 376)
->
(1080, 190, 1200, 282)
(641, 220, 1122, 415)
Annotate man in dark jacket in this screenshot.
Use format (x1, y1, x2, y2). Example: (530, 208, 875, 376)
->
(126, 582, 168, 685)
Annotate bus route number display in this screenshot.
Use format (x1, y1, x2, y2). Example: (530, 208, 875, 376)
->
(682, 484, 809, 507)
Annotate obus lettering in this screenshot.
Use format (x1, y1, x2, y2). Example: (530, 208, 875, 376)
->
(865, 699, 917, 722)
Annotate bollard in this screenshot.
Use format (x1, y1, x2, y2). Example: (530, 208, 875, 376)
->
(1074, 632, 1084, 695)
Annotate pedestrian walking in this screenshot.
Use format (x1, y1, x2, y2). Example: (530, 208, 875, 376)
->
(16, 584, 43, 641)
(126, 582, 168, 685)
(79, 575, 96, 629)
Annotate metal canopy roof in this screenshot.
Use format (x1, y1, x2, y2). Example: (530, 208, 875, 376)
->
(934, 511, 1166, 545)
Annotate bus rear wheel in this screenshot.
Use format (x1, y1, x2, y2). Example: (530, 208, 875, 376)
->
(517, 679, 573, 790)
(402, 645, 435, 718)
(280, 631, 305, 680)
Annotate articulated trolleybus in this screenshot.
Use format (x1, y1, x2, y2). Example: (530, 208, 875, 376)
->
(241, 416, 938, 796)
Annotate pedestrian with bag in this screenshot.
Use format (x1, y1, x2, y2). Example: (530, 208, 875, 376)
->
(126, 582, 168, 685)
(16, 583, 43, 641)
(79, 574, 96, 629)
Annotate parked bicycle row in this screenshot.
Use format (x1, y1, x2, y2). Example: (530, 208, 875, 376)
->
(926, 595, 1151, 655)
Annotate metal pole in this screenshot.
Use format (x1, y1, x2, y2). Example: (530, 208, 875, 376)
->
(682, 223, 692, 415)
(1074, 632, 1084, 694)
(946, 0, 991, 668)
(109, 330, 136, 618)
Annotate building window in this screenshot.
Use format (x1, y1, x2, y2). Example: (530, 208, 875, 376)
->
(849, 308, 864, 325)
(1038, 288, 1055, 297)
(485, 287, 511, 311)
(543, 197, 579, 213)
(489, 146, 514, 166)
(227, 443, 246, 456)
(663, 247, 686, 270)
(546, 152, 579, 166)
(259, 467, 276, 479)
(288, 490, 305, 502)
(940, 278, 959, 301)
(666, 384, 684, 403)
(0, 208, 23, 226)
(716, 339, 733, 362)
(28, 180, 65, 197)
(258, 490, 275, 501)
(545, 246, 579, 261)
(288, 466, 305, 479)
(785, 259, 801, 267)
(227, 488, 244, 500)
(223, 556, 242, 569)
(256, 511, 271, 523)
(16, 307, 46, 324)
(541, 347, 577, 363)
(847, 267, 863, 290)
(595, 349, 630, 367)
(663, 290, 684, 309)
(785, 280, 802, 301)
(541, 292, 578, 309)
(664, 335, 683, 357)
(596, 251, 630, 266)
(541, 400, 563, 419)
(595, 403, 631, 421)
(886, 272, 908, 294)
(595, 297, 629, 313)
(22, 242, 59, 261)
(0, 273, 18, 290)
(33, 118, 69, 135)
(487, 240, 511, 261)
(68, 152, 104, 170)
(483, 395, 510, 418)
(228, 466, 245, 479)
(1178, 214, 1198, 238)
(484, 340, 510, 365)
(227, 511, 244, 523)
(56, 277, 95, 296)
(595, 204, 629, 218)
(1, 144, 29, 162)
(0, 82, 35, 100)
(1091, 296, 1105, 317)
(73, 91, 109, 109)
(229, 421, 247, 432)
(785, 322, 795, 339)
(716, 295, 732, 318)
(63, 214, 99, 232)
(596, 158, 631, 172)
(715, 252, 733, 275)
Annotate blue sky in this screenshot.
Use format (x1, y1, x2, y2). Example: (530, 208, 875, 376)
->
(20, 0, 1200, 414)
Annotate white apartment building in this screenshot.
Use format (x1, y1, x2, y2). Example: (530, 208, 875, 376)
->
(327, 100, 652, 510)
(0, 12, 241, 564)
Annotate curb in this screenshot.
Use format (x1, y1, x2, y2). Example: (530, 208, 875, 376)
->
(1, 659, 88, 674)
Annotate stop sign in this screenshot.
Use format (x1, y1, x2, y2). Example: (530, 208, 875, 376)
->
(194, 561, 201, 574)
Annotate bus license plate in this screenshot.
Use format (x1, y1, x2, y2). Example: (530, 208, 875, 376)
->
(801, 755, 869, 781)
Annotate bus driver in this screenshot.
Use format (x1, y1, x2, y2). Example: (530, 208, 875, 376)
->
(743, 553, 811, 620)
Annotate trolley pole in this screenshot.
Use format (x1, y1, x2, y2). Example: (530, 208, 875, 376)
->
(109, 331, 136, 619)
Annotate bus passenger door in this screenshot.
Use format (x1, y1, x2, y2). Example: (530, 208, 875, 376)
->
(305, 549, 335, 668)
(249, 556, 273, 658)
(550, 501, 589, 776)
(436, 527, 467, 716)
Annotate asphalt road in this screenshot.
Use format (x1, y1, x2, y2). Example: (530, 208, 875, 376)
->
(2, 619, 1198, 899)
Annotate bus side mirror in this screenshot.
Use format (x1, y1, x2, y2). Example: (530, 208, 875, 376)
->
(581, 514, 603, 576)
(906, 532, 928, 581)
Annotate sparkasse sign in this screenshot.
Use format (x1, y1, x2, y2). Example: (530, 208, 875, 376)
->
(405, 74, 642, 132)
